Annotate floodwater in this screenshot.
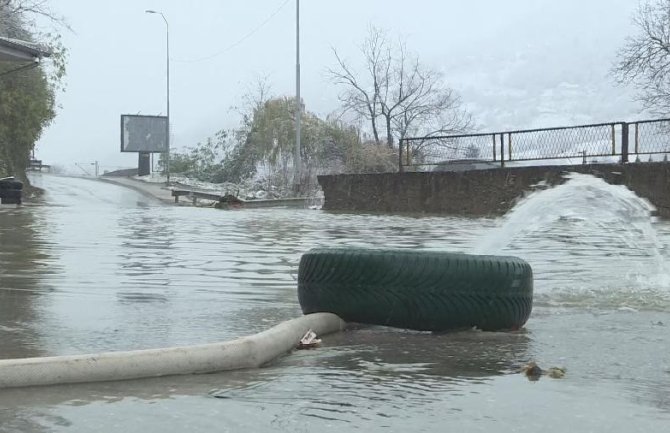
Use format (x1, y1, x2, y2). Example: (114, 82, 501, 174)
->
(0, 173, 669, 432)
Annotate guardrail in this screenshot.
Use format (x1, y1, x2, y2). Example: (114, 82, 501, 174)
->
(399, 118, 670, 171)
(171, 188, 311, 209)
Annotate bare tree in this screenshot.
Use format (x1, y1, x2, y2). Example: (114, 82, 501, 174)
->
(232, 75, 273, 128)
(328, 25, 471, 149)
(0, 0, 70, 33)
(613, 0, 670, 116)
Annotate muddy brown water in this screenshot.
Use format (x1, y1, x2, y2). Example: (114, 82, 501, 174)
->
(0, 174, 669, 432)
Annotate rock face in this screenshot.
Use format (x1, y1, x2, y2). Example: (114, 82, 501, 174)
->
(318, 162, 670, 218)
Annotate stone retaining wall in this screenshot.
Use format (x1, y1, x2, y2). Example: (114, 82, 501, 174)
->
(318, 162, 670, 217)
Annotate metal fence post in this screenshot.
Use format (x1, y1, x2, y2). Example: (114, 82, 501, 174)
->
(492, 134, 497, 161)
(621, 122, 629, 163)
(634, 123, 639, 154)
(500, 133, 505, 168)
(399, 139, 404, 173)
(507, 133, 512, 162)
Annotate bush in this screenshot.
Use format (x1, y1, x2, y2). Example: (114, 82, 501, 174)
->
(344, 142, 398, 174)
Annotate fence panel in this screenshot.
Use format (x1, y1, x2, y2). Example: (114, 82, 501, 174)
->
(632, 119, 670, 156)
(402, 133, 498, 167)
(506, 123, 619, 162)
(399, 121, 646, 170)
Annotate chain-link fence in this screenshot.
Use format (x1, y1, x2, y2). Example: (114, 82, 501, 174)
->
(400, 119, 670, 171)
(503, 123, 619, 161)
(631, 119, 670, 156)
(400, 133, 498, 167)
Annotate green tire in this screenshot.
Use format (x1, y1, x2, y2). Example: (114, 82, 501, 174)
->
(298, 248, 533, 332)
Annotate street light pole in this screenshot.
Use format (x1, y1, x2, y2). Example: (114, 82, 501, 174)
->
(294, 0, 301, 194)
(146, 10, 170, 184)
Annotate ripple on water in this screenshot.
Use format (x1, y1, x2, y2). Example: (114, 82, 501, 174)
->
(2, 175, 670, 430)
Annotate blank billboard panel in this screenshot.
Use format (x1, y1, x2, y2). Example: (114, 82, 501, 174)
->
(120, 114, 168, 153)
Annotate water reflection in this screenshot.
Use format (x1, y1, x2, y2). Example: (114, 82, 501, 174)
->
(211, 326, 530, 420)
(626, 379, 670, 414)
(321, 326, 529, 377)
(0, 205, 55, 359)
(117, 209, 178, 276)
(0, 368, 278, 433)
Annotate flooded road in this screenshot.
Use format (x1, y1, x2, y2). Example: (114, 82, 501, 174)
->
(1, 173, 669, 432)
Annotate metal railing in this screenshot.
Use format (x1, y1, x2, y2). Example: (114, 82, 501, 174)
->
(400, 118, 670, 171)
(631, 119, 670, 155)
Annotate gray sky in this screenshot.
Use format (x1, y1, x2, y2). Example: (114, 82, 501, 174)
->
(35, 0, 641, 172)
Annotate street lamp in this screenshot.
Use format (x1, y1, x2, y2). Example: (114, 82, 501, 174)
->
(294, 0, 301, 194)
(145, 9, 171, 184)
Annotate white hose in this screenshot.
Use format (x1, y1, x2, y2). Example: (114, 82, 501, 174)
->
(0, 313, 345, 389)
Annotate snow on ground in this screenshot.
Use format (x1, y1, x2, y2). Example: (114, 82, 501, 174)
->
(132, 172, 324, 204)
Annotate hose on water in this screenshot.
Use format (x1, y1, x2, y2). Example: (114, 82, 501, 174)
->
(0, 313, 345, 389)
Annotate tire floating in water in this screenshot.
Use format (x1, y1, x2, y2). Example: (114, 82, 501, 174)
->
(298, 248, 533, 332)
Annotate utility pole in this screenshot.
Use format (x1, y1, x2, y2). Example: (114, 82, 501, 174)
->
(146, 10, 171, 184)
(294, 0, 301, 194)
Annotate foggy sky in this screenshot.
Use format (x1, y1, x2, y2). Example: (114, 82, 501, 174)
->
(34, 0, 641, 172)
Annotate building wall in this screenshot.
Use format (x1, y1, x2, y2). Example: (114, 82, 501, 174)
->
(318, 162, 670, 217)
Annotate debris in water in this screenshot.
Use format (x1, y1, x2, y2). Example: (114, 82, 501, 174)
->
(520, 362, 566, 381)
(546, 367, 566, 379)
(521, 362, 543, 381)
(297, 329, 321, 349)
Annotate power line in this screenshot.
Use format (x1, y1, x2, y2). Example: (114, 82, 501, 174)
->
(0, 60, 38, 77)
(172, 0, 290, 64)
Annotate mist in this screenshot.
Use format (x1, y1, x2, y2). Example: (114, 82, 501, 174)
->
(35, 0, 641, 172)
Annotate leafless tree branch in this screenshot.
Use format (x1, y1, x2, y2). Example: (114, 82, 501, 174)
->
(0, 0, 70, 32)
(613, 0, 670, 116)
(328, 25, 471, 150)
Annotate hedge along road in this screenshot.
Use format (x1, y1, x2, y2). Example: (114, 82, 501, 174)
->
(0, 173, 669, 432)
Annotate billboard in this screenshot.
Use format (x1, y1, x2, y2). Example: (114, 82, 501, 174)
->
(120, 114, 168, 153)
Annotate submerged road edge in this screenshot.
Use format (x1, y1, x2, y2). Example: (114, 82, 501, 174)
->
(97, 176, 175, 204)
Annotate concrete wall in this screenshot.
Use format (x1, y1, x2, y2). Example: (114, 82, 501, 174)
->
(318, 162, 670, 218)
